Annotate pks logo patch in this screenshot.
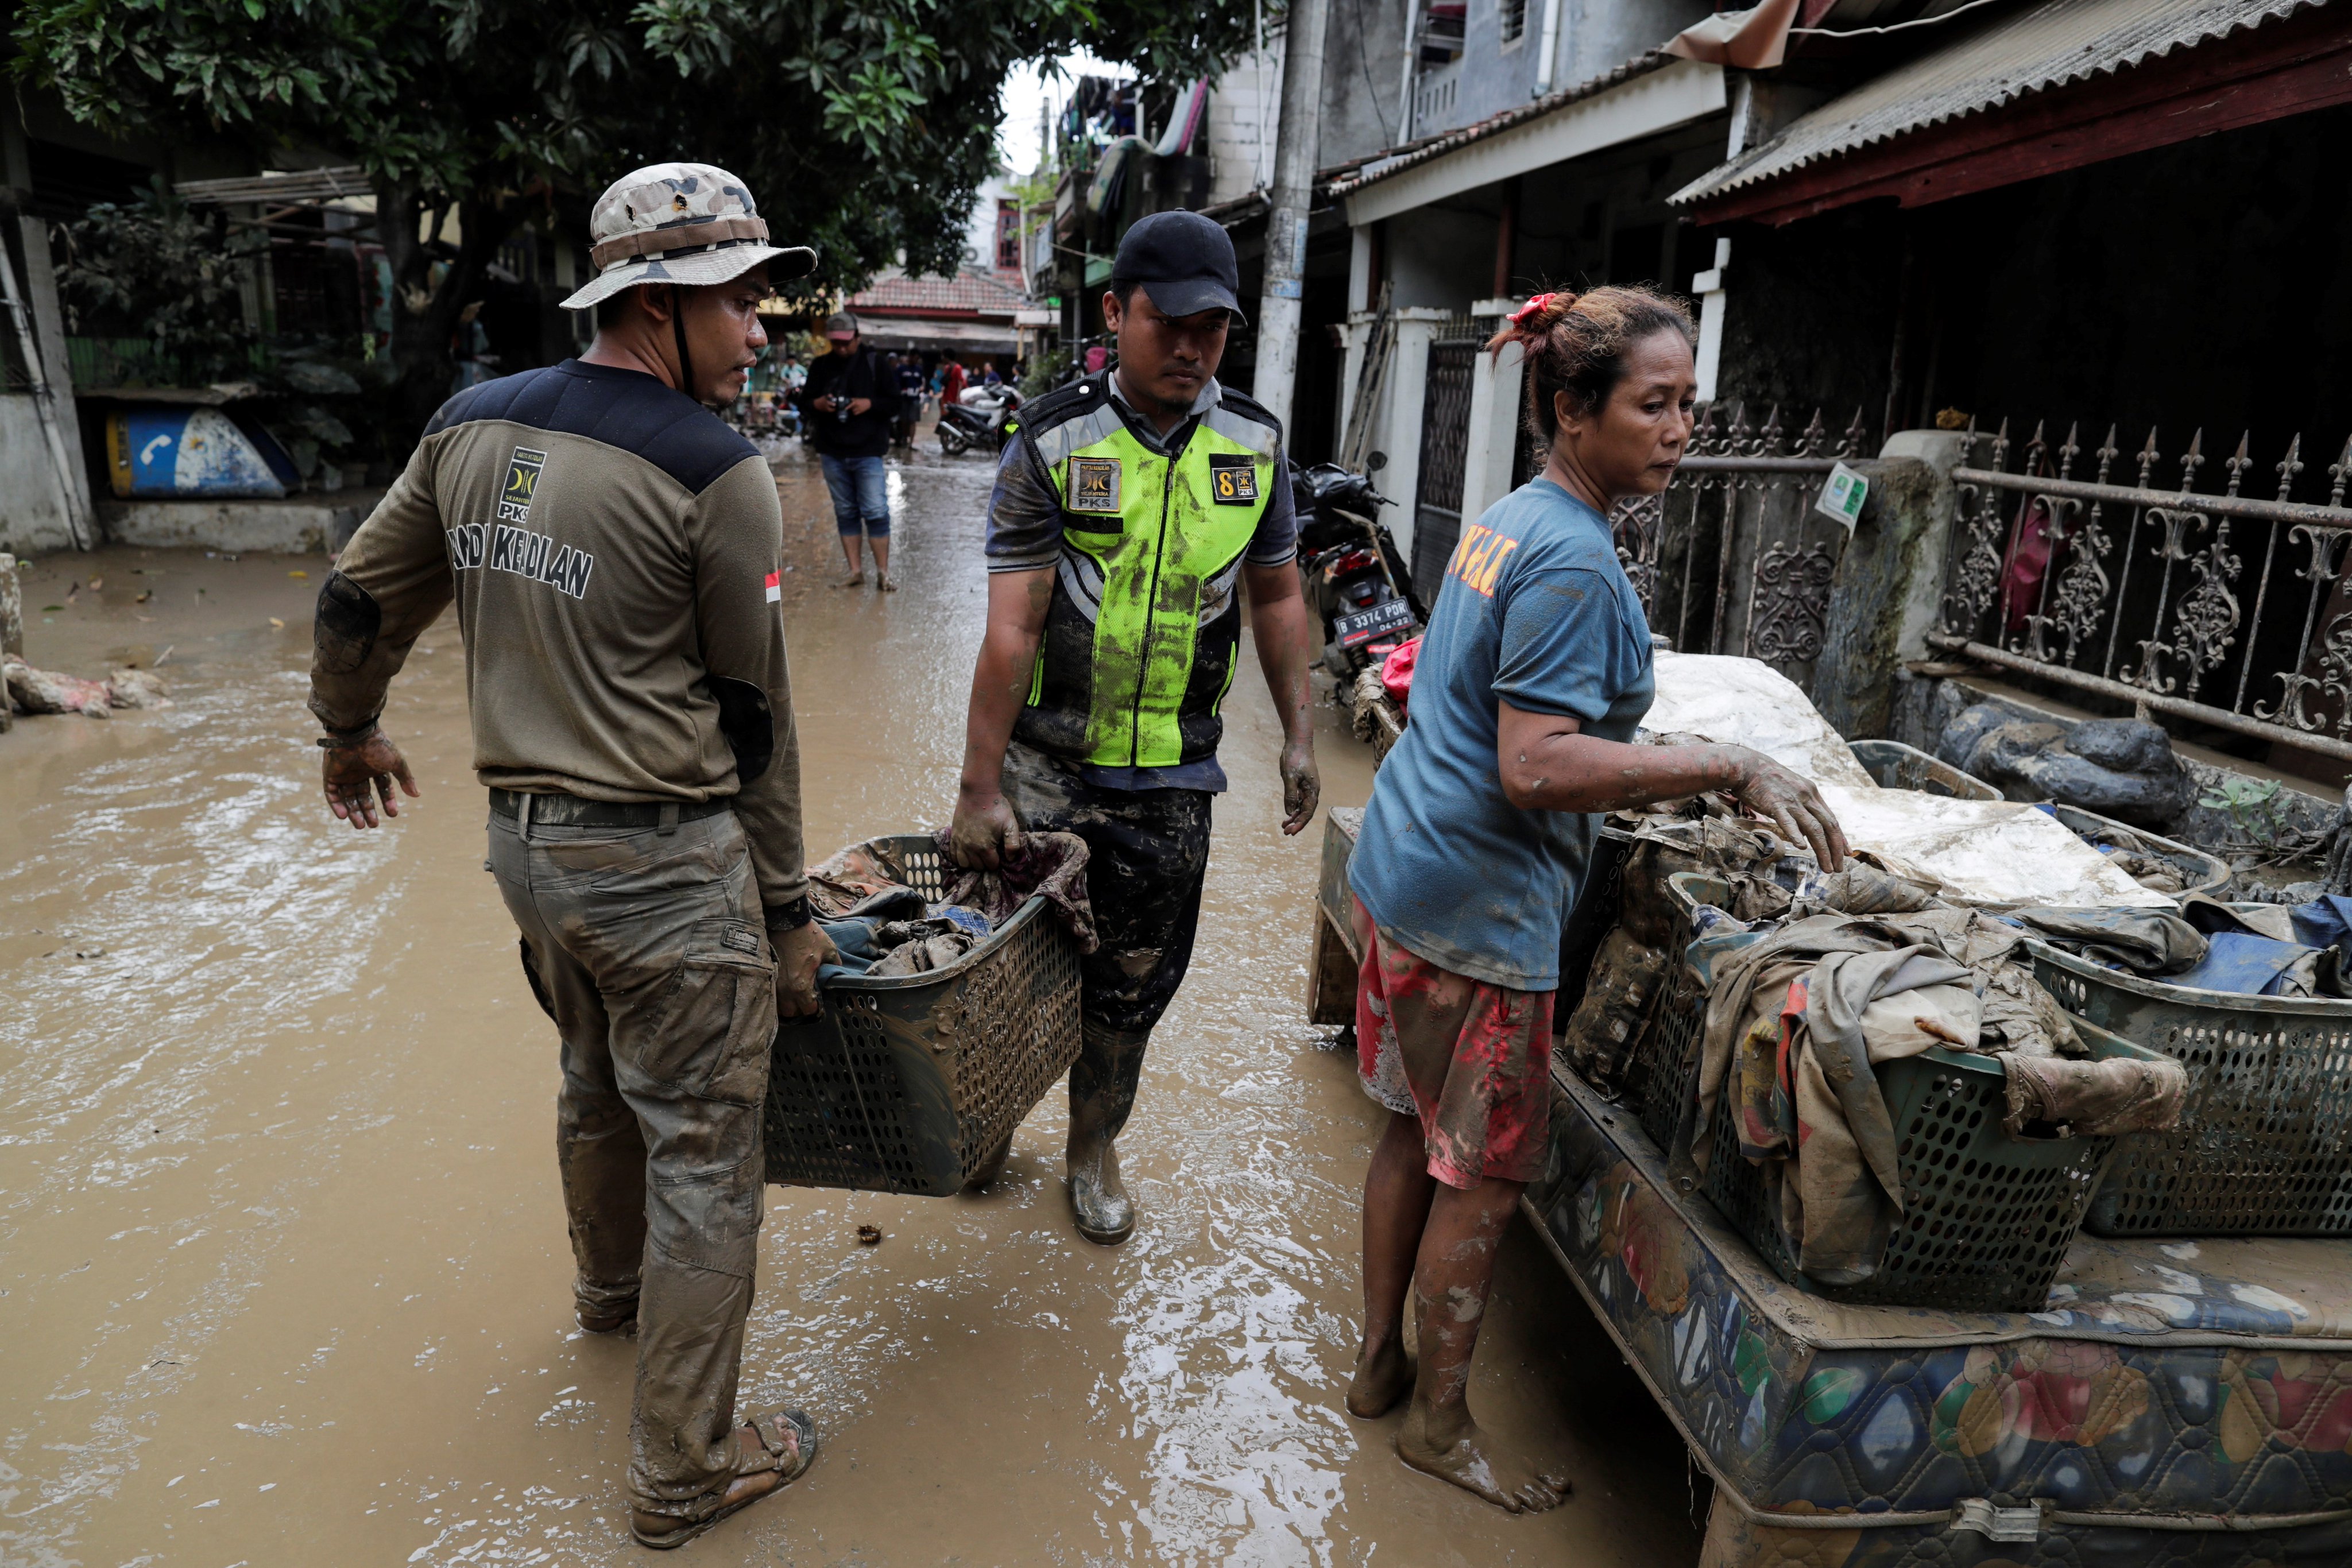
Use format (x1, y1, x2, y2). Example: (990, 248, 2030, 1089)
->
(497, 446, 547, 525)
(1208, 456, 1259, 505)
(1069, 456, 1123, 514)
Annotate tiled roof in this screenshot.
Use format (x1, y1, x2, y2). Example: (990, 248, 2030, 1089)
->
(848, 268, 1028, 318)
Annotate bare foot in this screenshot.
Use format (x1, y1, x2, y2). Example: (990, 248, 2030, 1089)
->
(837, 570, 865, 589)
(877, 574, 899, 592)
(1347, 1337, 1413, 1419)
(1396, 1399, 1570, 1513)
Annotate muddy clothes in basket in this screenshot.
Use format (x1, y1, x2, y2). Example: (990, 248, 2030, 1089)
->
(805, 831, 1096, 976)
(1692, 907, 2185, 1287)
(1529, 1069, 2352, 1564)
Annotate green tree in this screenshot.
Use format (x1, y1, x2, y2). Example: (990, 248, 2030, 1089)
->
(13, 0, 1258, 443)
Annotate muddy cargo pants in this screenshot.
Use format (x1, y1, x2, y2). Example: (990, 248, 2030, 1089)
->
(1000, 742, 1212, 1138)
(487, 799, 776, 1521)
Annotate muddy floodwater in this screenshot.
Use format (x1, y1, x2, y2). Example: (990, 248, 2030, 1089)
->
(1, 447, 1703, 1565)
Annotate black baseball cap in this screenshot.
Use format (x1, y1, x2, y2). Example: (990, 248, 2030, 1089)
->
(1111, 211, 1247, 324)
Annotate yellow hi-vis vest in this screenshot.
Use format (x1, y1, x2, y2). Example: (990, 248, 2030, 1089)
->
(1006, 377, 1282, 769)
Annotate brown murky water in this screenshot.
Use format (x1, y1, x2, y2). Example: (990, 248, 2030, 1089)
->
(1, 447, 1704, 1565)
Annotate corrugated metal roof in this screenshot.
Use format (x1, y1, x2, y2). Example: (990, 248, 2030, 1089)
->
(177, 167, 371, 206)
(1672, 0, 2326, 207)
(1324, 53, 1672, 198)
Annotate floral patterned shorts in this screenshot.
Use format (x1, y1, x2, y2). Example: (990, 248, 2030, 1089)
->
(1351, 897, 1554, 1190)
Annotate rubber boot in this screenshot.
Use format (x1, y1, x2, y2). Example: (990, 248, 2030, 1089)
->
(1066, 1021, 1151, 1245)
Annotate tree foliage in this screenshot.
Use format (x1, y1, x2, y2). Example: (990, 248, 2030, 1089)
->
(13, 0, 1264, 440)
(52, 178, 264, 384)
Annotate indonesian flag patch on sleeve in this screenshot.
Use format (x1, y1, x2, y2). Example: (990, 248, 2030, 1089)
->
(765, 570, 782, 604)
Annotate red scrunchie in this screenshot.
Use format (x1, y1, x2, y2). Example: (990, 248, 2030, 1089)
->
(1509, 292, 1559, 328)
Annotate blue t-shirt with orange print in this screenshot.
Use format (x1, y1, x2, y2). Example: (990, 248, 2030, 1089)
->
(1349, 477, 1654, 990)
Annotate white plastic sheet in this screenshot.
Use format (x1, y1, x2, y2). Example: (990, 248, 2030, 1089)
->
(1645, 653, 2172, 908)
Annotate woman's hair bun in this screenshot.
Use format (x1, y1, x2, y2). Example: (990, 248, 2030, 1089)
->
(1486, 282, 1697, 446)
(1506, 291, 1578, 334)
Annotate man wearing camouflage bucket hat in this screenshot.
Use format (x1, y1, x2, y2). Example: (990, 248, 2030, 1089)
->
(306, 162, 829, 1547)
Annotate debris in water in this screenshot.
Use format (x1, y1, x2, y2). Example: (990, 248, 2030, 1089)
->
(2, 659, 169, 718)
(269, 617, 285, 629)
(856, 1224, 883, 1246)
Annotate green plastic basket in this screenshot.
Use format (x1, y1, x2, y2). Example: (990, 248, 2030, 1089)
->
(762, 836, 1084, 1197)
(2030, 941, 2352, 1236)
(1703, 1023, 2144, 1313)
(1634, 872, 2146, 1312)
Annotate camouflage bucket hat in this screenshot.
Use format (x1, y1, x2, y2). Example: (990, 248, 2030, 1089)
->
(559, 161, 816, 311)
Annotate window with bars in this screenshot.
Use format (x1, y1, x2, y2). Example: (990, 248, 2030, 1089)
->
(995, 200, 1022, 273)
(1498, 0, 1527, 45)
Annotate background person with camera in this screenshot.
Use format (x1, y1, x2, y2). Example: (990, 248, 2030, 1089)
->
(798, 311, 898, 591)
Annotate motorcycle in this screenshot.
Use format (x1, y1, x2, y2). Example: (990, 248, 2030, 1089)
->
(1291, 463, 1423, 678)
(938, 384, 1022, 456)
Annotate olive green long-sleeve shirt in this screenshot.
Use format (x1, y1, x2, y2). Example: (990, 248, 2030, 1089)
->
(308, 358, 810, 919)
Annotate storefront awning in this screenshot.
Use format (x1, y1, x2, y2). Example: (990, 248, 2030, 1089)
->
(1672, 0, 2345, 225)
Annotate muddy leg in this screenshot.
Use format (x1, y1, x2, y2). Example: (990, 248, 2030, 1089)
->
(556, 1031, 651, 1331)
(492, 835, 645, 1332)
(871, 533, 895, 591)
(1395, 1178, 1570, 1513)
(1351, 1109, 1432, 1418)
(836, 532, 866, 587)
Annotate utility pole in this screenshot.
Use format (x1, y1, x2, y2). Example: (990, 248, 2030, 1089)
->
(1252, 0, 1330, 442)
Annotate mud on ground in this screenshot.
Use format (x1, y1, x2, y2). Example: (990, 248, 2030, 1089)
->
(0, 444, 1704, 1565)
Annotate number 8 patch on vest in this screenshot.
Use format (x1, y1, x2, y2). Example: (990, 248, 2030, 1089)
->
(1208, 454, 1259, 504)
(1069, 456, 1123, 513)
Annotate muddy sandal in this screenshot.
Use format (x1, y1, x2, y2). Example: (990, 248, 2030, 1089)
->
(629, 1408, 818, 1550)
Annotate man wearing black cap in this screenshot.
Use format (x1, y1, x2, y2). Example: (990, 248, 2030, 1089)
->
(947, 210, 1322, 1245)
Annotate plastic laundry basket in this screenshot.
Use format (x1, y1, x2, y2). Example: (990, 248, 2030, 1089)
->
(1638, 871, 2150, 1311)
(763, 836, 1084, 1197)
(1621, 870, 1742, 1157)
(1703, 1020, 2148, 1313)
(2030, 940, 2352, 1236)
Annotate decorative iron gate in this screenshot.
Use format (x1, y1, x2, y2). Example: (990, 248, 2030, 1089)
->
(1931, 420, 2352, 764)
(1410, 337, 1480, 606)
(1621, 404, 1869, 694)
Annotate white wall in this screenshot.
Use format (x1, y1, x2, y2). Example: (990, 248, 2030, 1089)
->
(1206, 45, 1282, 206)
(0, 394, 79, 555)
(961, 167, 1028, 278)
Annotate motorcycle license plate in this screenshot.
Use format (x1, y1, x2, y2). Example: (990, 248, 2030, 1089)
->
(1334, 597, 1416, 649)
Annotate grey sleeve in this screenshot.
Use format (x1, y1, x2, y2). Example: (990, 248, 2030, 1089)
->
(984, 436, 1062, 574)
(1244, 455, 1298, 566)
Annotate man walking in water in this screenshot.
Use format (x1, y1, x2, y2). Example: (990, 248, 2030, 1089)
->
(949, 210, 1321, 1244)
(306, 162, 831, 1548)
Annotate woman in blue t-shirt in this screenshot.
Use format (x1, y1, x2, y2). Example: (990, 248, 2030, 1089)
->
(1344, 287, 1847, 1513)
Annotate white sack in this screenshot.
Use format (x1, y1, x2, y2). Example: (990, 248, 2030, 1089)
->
(1643, 653, 2172, 909)
(1646, 651, 1880, 791)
